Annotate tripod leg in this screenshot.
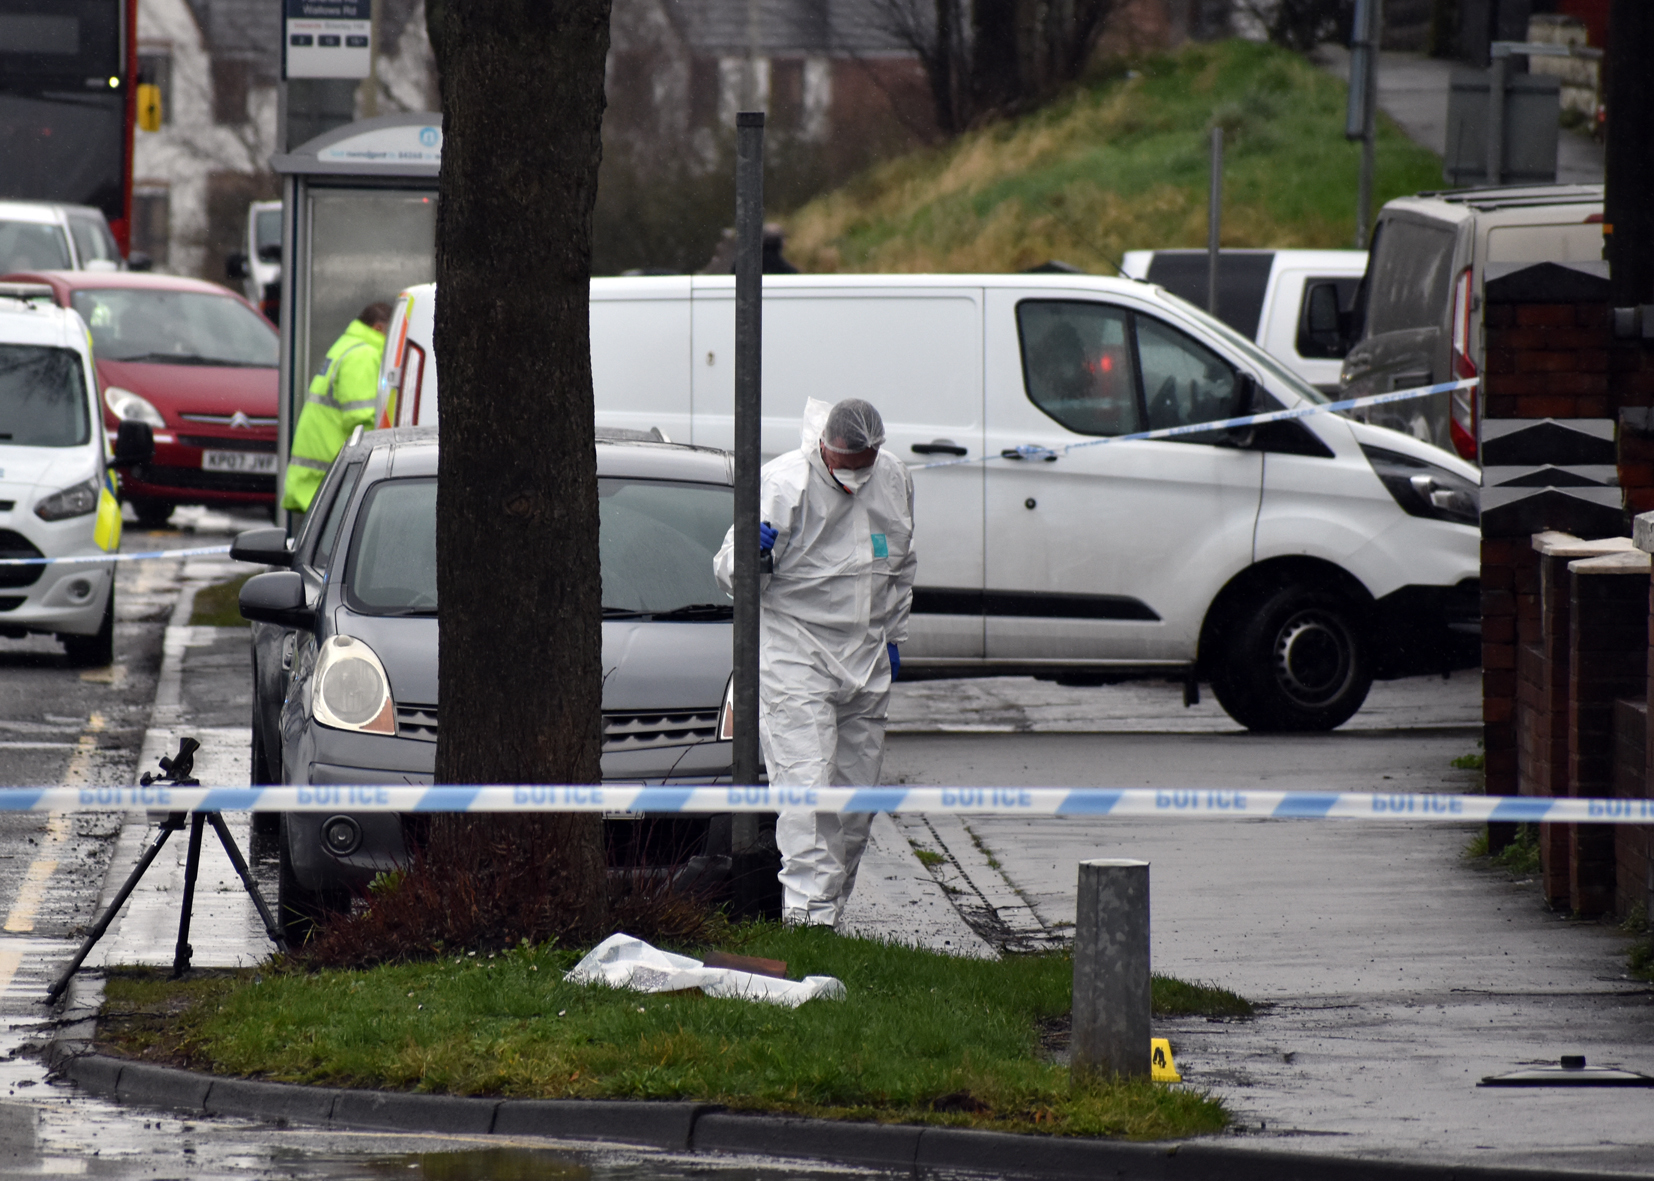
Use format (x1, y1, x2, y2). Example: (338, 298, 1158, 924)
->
(172, 812, 206, 978)
(46, 814, 185, 1004)
(206, 812, 286, 952)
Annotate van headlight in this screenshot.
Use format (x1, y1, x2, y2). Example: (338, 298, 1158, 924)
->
(310, 634, 396, 734)
(34, 476, 101, 521)
(1361, 446, 1479, 527)
(104, 386, 166, 428)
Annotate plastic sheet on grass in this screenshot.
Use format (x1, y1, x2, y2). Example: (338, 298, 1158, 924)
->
(566, 933, 846, 1007)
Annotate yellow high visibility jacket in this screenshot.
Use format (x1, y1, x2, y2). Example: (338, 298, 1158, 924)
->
(282, 320, 385, 512)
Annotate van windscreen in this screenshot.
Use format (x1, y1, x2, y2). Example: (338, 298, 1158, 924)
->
(0, 345, 89, 447)
(1365, 220, 1456, 337)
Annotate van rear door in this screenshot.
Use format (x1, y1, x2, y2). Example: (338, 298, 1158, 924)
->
(690, 280, 987, 663)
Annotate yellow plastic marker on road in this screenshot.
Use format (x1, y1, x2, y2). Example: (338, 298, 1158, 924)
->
(1151, 1038, 1181, 1083)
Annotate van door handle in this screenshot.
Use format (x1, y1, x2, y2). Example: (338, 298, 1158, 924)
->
(1002, 447, 1058, 462)
(912, 440, 968, 456)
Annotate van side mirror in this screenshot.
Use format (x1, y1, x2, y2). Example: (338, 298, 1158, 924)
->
(231, 526, 293, 568)
(225, 252, 250, 281)
(126, 252, 153, 273)
(1299, 282, 1351, 358)
(238, 570, 311, 628)
(109, 419, 154, 468)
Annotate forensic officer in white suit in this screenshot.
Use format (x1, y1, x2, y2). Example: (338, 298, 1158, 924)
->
(714, 397, 917, 928)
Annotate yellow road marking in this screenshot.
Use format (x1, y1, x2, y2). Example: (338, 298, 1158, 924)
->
(1, 714, 103, 940)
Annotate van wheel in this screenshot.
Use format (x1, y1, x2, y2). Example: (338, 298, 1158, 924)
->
(1209, 584, 1372, 732)
(132, 498, 173, 528)
(278, 821, 347, 947)
(61, 583, 114, 669)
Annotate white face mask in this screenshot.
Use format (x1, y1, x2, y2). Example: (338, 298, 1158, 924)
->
(831, 466, 874, 493)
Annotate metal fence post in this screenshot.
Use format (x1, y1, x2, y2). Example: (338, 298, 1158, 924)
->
(731, 109, 765, 826)
(1071, 859, 1151, 1081)
(1207, 126, 1222, 316)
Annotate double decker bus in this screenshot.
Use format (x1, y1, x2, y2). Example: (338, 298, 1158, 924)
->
(0, 0, 138, 253)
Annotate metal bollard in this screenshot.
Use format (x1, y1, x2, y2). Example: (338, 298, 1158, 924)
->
(1071, 858, 1150, 1081)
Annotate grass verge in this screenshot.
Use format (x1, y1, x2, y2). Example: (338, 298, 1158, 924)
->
(98, 927, 1238, 1139)
(189, 574, 254, 627)
(784, 39, 1442, 274)
(1462, 823, 1542, 877)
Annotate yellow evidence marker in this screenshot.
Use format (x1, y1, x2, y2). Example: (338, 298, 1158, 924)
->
(1150, 1038, 1181, 1083)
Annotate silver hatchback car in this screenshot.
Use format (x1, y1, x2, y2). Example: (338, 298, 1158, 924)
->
(235, 427, 739, 938)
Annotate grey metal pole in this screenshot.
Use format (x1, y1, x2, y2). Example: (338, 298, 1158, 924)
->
(1071, 859, 1151, 1081)
(1349, 0, 1381, 248)
(1487, 52, 1507, 187)
(732, 111, 765, 800)
(1207, 126, 1222, 315)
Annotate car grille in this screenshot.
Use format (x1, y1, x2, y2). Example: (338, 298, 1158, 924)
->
(387, 704, 723, 751)
(179, 412, 278, 427)
(130, 464, 275, 494)
(604, 710, 722, 752)
(395, 703, 439, 742)
(177, 435, 276, 452)
(0, 596, 23, 611)
(0, 530, 44, 589)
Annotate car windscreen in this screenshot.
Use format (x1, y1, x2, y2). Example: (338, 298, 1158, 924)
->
(0, 219, 71, 272)
(70, 287, 277, 367)
(0, 344, 89, 446)
(254, 209, 281, 261)
(600, 478, 733, 616)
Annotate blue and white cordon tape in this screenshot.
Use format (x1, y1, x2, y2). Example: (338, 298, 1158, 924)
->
(908, 377, 1478, 470)
(0, 543, 231, 567)
(5, 784, 1650, 824)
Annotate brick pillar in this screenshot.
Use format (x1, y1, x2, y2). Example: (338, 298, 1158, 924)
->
(1566, 551, 1650, 917)
(1525, 534, 1636, 904)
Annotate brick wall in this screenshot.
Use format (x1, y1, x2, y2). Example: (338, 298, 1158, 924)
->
(1613, 695, 1650, 920)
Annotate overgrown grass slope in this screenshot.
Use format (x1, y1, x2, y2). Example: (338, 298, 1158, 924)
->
(785, 39, 1442, 274)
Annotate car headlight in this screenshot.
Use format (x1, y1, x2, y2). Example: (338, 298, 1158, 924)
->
(103, 386, 166, 428)
(1362, 446, 1479, 527)
(34, 476, 101, 521)
(310, 634, 396, 734)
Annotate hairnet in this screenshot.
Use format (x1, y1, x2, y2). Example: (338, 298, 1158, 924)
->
(823, 398, 885, 453)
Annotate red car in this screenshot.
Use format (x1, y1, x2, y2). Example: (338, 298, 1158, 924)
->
(1, 270, 278, 526)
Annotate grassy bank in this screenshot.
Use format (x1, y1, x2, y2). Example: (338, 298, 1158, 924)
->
(189, 574, 254, 627)
(785, 39, 1442, 274)
(100, 927, 1245, 1139)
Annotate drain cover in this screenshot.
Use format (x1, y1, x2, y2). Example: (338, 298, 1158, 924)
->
(1480, 1056, 1654, 1087)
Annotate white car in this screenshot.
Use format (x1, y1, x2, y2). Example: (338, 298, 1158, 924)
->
(0, 283, 151, 665)
(0, 200, 125, 276)
(1118, 248, 1369, 394)
(371, 273, 1479, 732)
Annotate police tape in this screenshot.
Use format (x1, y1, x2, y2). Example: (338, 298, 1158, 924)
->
(908, 377, 1480, 470)
(5, 784, 1652, 824)
(0, 544, 233, 568)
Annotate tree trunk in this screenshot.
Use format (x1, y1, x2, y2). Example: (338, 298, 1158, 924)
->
(427, 0, 612, 937)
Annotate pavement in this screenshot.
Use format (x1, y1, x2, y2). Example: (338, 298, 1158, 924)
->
(1313, 47, 1604, 186)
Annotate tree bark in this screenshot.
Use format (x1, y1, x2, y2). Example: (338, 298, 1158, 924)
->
(427, 0, 612, 935)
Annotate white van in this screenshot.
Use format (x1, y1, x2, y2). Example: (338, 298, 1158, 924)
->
(225, 199, 282, 322)
(0, 283, 151, 665)
(1118, 249, 1368, 394)
(0, 200, 125, 275)
(375, 274, 1480, 732)
(1335, 184, 1603, 463)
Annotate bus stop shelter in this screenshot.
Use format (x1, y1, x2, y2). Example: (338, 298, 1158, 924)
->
(270, 112, 441, 519)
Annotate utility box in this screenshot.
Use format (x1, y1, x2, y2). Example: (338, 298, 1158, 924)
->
(269, 112, 440, 517)
(1444, 68, 1559, 187)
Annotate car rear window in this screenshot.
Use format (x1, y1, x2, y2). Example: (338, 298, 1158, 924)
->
(0, 345, 89, 447)
(342, 474, 735, 617)
(0, 220, 71, 273)
(71, 287, 276, 367)
(1364, 219, 1456, 337)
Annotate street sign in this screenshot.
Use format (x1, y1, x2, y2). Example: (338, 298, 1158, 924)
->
(283, 0, 372, 81)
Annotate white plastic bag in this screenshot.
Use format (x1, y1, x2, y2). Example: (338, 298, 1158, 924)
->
(565, 933, 846, 1008)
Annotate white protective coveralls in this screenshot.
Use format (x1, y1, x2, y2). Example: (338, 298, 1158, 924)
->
(714, 399, 917, 927)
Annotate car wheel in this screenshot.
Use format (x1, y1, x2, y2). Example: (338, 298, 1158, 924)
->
(61, 582, 114, 669)
(278, 821, 348, 947)
(1209, 584, 1372, 732)
(249, 708, 281, 849)
(131, 498, 173, 528)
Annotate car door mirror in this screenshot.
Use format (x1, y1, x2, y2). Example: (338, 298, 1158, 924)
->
(239, 570, 311, 628)
(109, 419, 154, 468)
(1300, 282, 1350, 358)
(231, 526, 293, 568)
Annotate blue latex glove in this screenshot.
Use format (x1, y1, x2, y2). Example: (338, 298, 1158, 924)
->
(759, 521, 777, 553)
(887, 643, 900, 681)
